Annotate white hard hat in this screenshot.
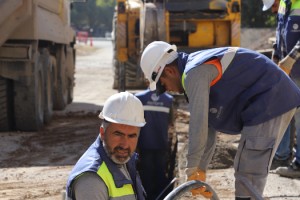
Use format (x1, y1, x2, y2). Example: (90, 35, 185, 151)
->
(99, 92, 146, 127)
(140, 41, 178, 94)
(262, 0, 275, 11)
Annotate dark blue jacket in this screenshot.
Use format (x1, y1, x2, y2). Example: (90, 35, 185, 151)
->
(66, 136, 145, 200)
(135, 89, 173, 150)
(179, 47, 300, 133)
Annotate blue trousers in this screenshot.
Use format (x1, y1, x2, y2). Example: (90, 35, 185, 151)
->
(138, 149, 169, 200)
(275, 124, 292, 160)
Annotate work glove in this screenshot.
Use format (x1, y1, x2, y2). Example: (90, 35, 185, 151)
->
(185, 168, 213, 198)
(278, 55, 295, 75)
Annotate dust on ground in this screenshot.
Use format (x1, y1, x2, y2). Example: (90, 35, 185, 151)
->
(0, 108, 236, 200)
(0, 115, 100, 200)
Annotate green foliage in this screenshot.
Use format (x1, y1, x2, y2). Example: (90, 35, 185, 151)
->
(96, 0, 115, 7)
(71, 0, 115, 36)
(241, 0, 276, 28)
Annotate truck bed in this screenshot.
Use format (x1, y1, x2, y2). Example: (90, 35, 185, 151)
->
(0, 0, 74, 46)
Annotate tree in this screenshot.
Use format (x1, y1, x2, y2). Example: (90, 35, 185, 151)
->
(96, 0, 115, 7)
(241, 0, 276, 28)
(71, 0, 115, 36)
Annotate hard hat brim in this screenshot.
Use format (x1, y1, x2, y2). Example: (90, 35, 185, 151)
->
(99, 112, 146, 127)
(262, 0, 275, 11)
(262, 5, 271, 11)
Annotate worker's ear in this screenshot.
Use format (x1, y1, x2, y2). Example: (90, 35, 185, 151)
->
(164, 65, 177, 77)
(100, 126, 105, 139)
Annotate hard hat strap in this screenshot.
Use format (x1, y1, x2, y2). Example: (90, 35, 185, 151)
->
(151, 49, 175, 82)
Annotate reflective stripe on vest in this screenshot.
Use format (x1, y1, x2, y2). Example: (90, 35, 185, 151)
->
(97, 162, 135, 199)
(292, 0, 300, 9)
(278, 0, 286, 14)
(143, 105, 170, 113)
(279, 0, 300, 15)
(181, 47, 238, 89)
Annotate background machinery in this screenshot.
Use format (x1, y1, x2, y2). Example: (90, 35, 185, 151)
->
(112, 0, 241, 91)
(0, 0, 77, 131)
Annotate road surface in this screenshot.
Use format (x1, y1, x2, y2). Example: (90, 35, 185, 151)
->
(0, 39, 299, 200)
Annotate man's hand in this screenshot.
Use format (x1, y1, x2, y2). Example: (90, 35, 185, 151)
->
(272, 52, 279, 65)
(186, 168, 213, 198)
(278, 55, 295, 75)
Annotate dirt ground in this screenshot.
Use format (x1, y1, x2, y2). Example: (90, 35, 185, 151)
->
(0, 38, 300, 200)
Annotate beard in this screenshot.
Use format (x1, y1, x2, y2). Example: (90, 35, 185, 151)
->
(103, 141, 133, 164)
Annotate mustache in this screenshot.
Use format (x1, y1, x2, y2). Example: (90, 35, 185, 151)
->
(114, 146, 130, 153)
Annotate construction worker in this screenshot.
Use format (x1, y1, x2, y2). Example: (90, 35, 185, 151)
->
(262, 0, 300, 178)
(263, 0, 294, 171)
(140, 41, 300, 199)
(135, 88, 174, 200)
(66, 92, 146, 200)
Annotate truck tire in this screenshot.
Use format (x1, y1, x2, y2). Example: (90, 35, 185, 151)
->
(112, 13, 119, 89)
(112, 55, 119, 89)
(118, 62, 126, 92)
(66, 46, 75, 104)
(41, 49, 54, 124)
(0, 77, 13, 131)
(53, 46, 68, 110)
(14, 56, 44, 131)
(112, 12, 146, 90)
(67, 77, 74, 104)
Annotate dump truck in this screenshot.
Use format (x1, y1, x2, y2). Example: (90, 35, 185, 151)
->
(0, 0, 77, 131)
(112, 0, 241, 91)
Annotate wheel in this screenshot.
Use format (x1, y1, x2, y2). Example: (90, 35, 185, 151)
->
(66, 46, 75, 104)
(41, 49, 54, 124)
(112, 13, 119, 89)
(124, 59, 146, 89)
(112, 10, 146, 90)
(0, 77, 13, 131)
(14, 54, 44, 131)
(118, 62, 126, 92)
(112, 58, 119, 89)
(67, 77, 74, 104)
(53, 46, 68, 110)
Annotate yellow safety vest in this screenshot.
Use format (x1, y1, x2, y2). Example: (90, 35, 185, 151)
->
(279, 0, 300, 15)
(97, 162, 135, 199)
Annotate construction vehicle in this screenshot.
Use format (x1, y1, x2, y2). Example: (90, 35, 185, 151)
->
(112, 0, 241, 91)
(0, 0, 80, 131)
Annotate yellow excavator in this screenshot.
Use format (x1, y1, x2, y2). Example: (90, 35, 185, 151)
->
(112, 0, 241, 91)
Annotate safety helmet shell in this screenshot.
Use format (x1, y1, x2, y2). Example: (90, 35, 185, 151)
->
(140, 41, 178, 91)
(99, 92, 146, 127)
(262, 0, 275, 11)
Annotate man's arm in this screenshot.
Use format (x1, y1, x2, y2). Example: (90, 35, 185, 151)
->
(184, 64, 218, 170)
(73, 172, 109, 200)
(278, 14, 300, 74)
(279, 40, 300, 74)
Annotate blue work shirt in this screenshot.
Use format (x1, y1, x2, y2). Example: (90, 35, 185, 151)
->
(135, 89, 173, 150)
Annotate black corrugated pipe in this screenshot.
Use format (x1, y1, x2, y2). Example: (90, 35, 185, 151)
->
(163, 180, 220, 200)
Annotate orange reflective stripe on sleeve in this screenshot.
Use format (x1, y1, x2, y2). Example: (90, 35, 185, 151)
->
(204, 59, 222, 86)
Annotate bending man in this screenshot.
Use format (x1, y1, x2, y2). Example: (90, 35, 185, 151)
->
(140, 41, 300, 199)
